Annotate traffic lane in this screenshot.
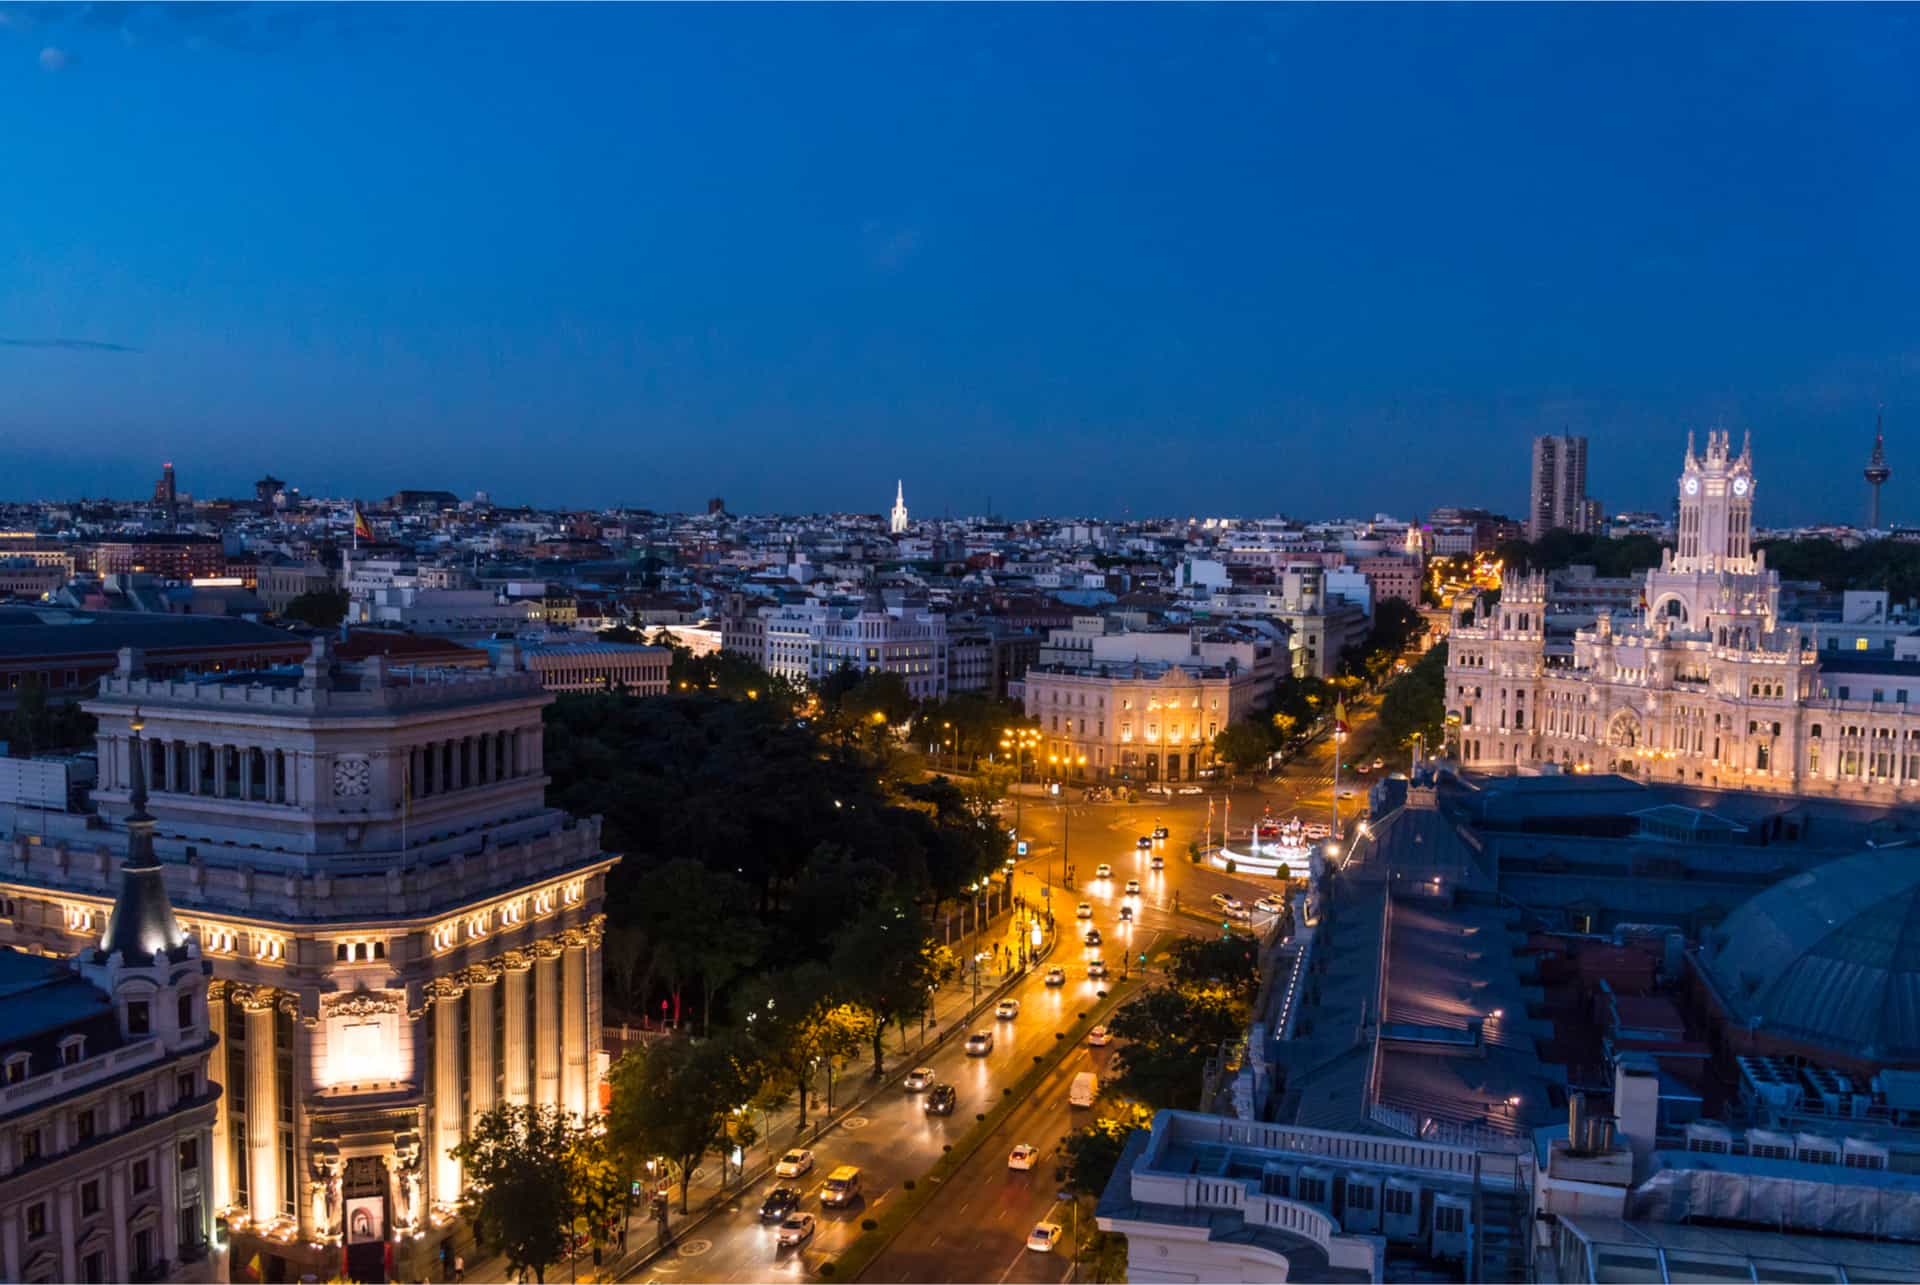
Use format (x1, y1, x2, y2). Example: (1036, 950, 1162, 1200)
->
(861, 1039, 1114, 1285)
(630, 955, 1083, 1283)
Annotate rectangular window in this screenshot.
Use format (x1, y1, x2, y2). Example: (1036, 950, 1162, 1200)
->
(178, 1071, 196, 1102)
(133, 1156, 152, 1192)
(80, 1178, 101, 1216)
(20, 1127, 40, 1163)
(180, 1136, 200, 1172)
(25, 1202, 47, 1239)
(127, 999, 151, 1035)
(76, 1108, 96, 1140)
(1436, 1205, 1465, 1234)
(130, 1089, 147, 1121)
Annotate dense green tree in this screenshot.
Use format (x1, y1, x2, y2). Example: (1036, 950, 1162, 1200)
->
(605, 1035, 753, 1212)
(831, 898, 939, 1075)
(281, 589, 349, 629)
(1106, 986, 1245, 1110)
(738, 963, 837, 1127)
(1165, 934, 1260, 1005)
(1063, 1104, 1156, 1198)
(1494, 531, 1666, 578)
(1377, 641, 1449, 753)
(1211, 719, 1274, 777)
(6, 677, 94, 759)
(451, 1104, 582, 1284)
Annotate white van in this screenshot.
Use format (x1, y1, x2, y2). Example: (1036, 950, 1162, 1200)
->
(1070, 1071, 1098, 1108)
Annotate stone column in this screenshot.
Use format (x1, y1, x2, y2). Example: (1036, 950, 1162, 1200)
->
(583, 917, 606, 1116)
(206, 981, 232, 1213)
(214, 744, 228, 799)
(240, 747, 254, 801)
(237, 986, 280, 1227)
(429, 977, 465, 1209)
(533, 942, 563, 1109)
(561, 931, 588, 1118)
(500, 952, 532, 1107)
(466, 965, 499, 1132)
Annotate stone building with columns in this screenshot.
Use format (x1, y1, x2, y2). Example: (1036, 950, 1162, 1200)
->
(1447, 429, 1920, 801)
(0, 637, 617, 1282)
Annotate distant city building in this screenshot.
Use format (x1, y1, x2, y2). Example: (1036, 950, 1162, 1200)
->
(88, 535, 226, 582)
(1528, 433, 1593, 540)
(1021, 627, 1273, 783)
(153, 462, 178, 509)
(501, 639, 670, 695)
(0, 607, 309, 714)
(706, 496, 725, 516)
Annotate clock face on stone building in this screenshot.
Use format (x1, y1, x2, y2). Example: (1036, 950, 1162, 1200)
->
(1684, 476, 1700, 495)
(332, 756, 372, 798)
(1733, 477, 1750, 496)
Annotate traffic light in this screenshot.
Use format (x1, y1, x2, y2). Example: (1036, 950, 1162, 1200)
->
(1138, 952, 1147, 966)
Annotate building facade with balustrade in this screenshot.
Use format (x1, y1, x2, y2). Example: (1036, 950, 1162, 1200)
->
(0, 637, 617, 1282)
(1447, 430, 1920, 800)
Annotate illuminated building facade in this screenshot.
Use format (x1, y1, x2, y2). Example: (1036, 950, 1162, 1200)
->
(1448, 430, 1920, 799)
(0, 638, 616, 1281)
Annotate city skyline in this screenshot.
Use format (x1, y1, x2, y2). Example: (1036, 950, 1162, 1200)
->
(3, 4, 1917, 521)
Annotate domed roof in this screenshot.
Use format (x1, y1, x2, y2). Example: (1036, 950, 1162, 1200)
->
(1706, 848, 1920, 1063)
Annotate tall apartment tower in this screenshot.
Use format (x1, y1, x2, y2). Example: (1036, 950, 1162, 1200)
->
(1528, 434, 1591, 540)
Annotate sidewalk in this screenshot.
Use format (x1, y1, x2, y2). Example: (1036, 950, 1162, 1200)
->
(459, 917, 1045, 1284)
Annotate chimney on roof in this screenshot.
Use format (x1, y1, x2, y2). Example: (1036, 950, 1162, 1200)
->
(492, 641, 520, 675)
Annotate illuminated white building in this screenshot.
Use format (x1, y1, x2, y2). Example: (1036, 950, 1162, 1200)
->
(0, 638, 616, 1282)
(890, 480, 909, 535)
(1448, 430, 1920, 799)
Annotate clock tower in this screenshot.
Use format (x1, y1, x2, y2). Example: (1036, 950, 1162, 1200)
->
(1675, 428, 1756, 575)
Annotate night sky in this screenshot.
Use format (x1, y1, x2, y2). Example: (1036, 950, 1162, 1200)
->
(2, 3, 1916, 523)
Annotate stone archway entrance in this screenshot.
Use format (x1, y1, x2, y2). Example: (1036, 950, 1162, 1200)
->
(343, 1155, 392, 1283)
(1607, 711, 1643, 774)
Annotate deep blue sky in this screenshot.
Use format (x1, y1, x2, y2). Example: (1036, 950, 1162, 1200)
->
(2, 4, 1917, 523)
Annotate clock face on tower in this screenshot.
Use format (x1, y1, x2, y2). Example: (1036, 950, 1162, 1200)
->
(332, 756, 371, 798)
(1733, 477, 1750, 496)
(1684, 476, 1700, 495)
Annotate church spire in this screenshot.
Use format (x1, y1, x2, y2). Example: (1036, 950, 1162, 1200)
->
(99, 709, 186, 962)
(889, 479, 910, 534)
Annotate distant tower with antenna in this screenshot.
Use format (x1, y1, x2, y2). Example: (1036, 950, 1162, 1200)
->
(1865, 411, 1892, 530)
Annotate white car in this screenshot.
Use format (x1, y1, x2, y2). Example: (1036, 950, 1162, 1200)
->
(1150, 855, 1165, 870)
(1045, 967, 1066, 986)
(774, 1149, 815, 1178)
(1254, 895, 1285, 914)
(1087, 957, 1108, 978)
(1007, 1143, 1039, 1171)
(1338, 787, 1357, 799)
(996, 998, 1020, 1020)
(904, 1066, 935, 1092)
(1027, 1222, 1064, 1253)
(965, 1030, 995, 1056)
(1178, 784, 1204, 795)
(1095, 863, 1112, 879)
(1125, 879, 1141, 895)
(1211, 893, 1245, 914)
(1076, 902, 1093, 919)
(777, 1212, 816, 1247)
(1088, 1024, 1111, 1046)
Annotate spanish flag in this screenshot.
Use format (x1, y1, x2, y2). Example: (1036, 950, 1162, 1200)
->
(352, 508, 373, 542)
(1334, 699, 1349, 737)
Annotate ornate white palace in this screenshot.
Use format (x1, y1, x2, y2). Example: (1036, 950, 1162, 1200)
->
(0, 637, 617, 1282)
(1448, 430, 1920, 799)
